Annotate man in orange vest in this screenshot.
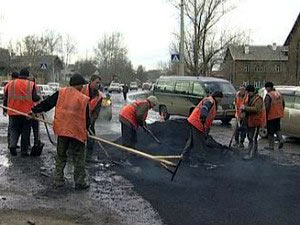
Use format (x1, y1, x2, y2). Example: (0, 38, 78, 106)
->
(186, 91, 224, 160)
(241, 85, 266, 160)
(4, 68, 40, 156)
(233, 85, 247, 148)
(3, 71, 19, 149)
(81, 74, 103, 163)
(119, 96, 158, 148)
(31, 74, 90, 190)
(264, 82, 285, 150)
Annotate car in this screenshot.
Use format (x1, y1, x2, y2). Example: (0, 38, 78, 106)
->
(152, 76, 236, 123)
(47, 82, 60, 91)
(142, 82, 152, 90)
(99, 93, 112, 121)
(258, 86, 300, 139)
(108, 82, 122, 93)
(37, 84, 54, 99)
(130, 82, 138, 91)
(0, 80, 10, 100)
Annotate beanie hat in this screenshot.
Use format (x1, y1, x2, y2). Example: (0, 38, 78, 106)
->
(245, 84, 255, 92)
(212, 91, 223, 98)
(69, 74, 87, 86)
(265, 82, 274, 88)
(147, 95, 158, 106)
(11, 71, 19, 79)
(19, 68, 29, 77)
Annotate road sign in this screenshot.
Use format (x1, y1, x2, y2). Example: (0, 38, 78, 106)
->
(171, 54, 180, 62)
(40, 63, 47, 70)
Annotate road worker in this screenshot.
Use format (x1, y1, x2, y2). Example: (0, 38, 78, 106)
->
(119, 96, 158, 148)
(186, 91, 224, 158)
(4, 68, 40, 156)
(241, 85, 266, 160)
(264, 82, 285, 150)
(3, 71, 19, 149)
(31, 74, 90, 190)
(81, 74, 103, 163)
(233, 85, 247, 148)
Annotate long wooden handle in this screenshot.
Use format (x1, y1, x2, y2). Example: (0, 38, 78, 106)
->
(0, 105, 178, 167)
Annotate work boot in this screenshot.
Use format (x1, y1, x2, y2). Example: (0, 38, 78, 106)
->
(85, 156, 100, 164)
(264, 135, 275, 150)
(238, 142, 244, 149)
(75, 183, 90, 190)
(276, 131, 284, 149)
(232, 141, 239, 148)
(9, 148, 17, 156)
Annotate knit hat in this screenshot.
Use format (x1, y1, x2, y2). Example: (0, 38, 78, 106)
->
(69, 74, 87, 86)
(245, 84, 255, 92)
(19, 68, 29, 77)
(265, 82, 274, 88)
(212, 91, 223, 98)
(11, 71, 19, 79)
(147, 96, 158, 106)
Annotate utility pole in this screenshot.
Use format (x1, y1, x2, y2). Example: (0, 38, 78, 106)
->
(179, 0, 185, 76)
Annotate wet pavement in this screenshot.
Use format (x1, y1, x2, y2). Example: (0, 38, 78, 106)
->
(1, 91, 300, 225)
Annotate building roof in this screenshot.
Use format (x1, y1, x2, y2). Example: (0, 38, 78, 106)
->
(227, 45, 288, 61)
(284, 12, 300, 46)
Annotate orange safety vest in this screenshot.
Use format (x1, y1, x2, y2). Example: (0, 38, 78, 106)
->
(53, 87, 90, 143)
(188, 96, 217, 133)
(246, 95, 266, 128)
(234, 91, 245, 119)
(266, 90, 284, 120)
(7, 79, 34, 116)
(119, 100, 150, 129)
(81, 84, 103, 113)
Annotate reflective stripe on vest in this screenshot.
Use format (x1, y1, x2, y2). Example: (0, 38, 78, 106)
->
(119, 100, 149, 129)
(247, 95, 266, 128)
(187, 96, 217, 133)
(7, 79, 34, 116)
(53, 87, 90, 143)
(267, 91, 284, 120)
(235, 91, 245, 119)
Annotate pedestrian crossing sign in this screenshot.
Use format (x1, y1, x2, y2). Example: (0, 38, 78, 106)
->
(40, 63, 47, 70)
(171, 54, 180, 62)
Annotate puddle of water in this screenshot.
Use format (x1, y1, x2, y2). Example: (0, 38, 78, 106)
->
(0, 155, 10, 167)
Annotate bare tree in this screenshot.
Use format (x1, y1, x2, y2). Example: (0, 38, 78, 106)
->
(40, 30, 62, 55)
(169, 0, 247, 76)
(61, 34, 77, 68)
(94, 32, 133, 84)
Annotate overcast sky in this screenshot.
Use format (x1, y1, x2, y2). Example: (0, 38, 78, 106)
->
(0, 0, 299, 70)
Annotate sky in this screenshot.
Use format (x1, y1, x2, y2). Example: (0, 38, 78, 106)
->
(0, 0, 299, 70)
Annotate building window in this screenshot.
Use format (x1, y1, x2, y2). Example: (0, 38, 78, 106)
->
(254, 65, 265, 73)
(243, 64, 249, 72)
(275, 65, 280, 72)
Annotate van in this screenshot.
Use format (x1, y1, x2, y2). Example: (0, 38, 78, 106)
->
(152, 76, 236, 123)
(258, 86, 300, 138)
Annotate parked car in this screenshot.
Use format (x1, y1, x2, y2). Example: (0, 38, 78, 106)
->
(130, 82, 138, 91)
(108, 82, 122, 93)
(152, 76, 236, 123)
(0, 80, 10, 100)
(47, 82, 60, 91)
(142, 82, 152, 90)
(37, 84, 54, 99)
(258, 86, 300, 138)
(99, 93, 112, 121)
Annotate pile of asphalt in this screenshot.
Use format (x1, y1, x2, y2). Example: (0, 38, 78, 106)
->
(102, 119, 300, 225)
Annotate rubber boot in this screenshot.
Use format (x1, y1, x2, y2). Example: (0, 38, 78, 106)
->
(264, 135, 274, 150)
(276, 131, 284, 149)
(243, 142, 254, 160)
(9, 147, 17, 156)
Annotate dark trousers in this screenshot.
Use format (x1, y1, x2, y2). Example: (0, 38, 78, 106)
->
(86, 122, 95, 160)
(30, 119, 40, 146)
(123, 92, 127, 101)
(10, 115, 31, 153)
(234, 121, 247, 143)
(121, 122, 137, 148)
(7, 117, 12, 148)
(55, 136, 86, 185)
(267, 118, 281, 135)
(247, 126, 259, 153)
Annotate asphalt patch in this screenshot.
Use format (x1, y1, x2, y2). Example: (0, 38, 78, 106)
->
(104, 119, 300, 225)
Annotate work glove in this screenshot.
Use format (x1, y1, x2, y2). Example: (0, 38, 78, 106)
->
(28, 111, 38, 118)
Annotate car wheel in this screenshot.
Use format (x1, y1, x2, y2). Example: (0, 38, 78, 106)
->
(159, 105, 170, 120)
(259, 127, 268, 138)
(221, 118, 232, 124)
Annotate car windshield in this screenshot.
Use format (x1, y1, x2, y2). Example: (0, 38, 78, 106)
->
(204, 82, 236, 94)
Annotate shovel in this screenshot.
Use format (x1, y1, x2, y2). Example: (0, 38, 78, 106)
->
(143, 125, 161, 144)
(30, 120, 45, 157)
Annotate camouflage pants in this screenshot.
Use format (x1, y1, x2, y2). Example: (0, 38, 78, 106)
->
(55, 136, 86, 186)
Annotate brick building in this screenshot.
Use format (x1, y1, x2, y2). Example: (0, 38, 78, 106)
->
(222, 12, 300, 88)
